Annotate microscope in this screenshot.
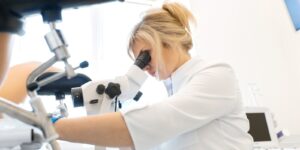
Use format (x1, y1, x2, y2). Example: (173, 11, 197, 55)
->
(71, 51, 150, 150)
(71, 51, 151, 114)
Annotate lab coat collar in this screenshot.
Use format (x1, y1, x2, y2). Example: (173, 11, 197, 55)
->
(163, 56, 203, 95)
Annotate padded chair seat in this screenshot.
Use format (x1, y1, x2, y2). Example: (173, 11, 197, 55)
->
(36, 72, 91, 96)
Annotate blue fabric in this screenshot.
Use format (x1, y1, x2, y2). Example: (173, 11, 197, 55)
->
(51, 115, 64, 124)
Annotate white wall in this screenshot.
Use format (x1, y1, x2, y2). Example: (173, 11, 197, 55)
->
(190, 0, 300, 134)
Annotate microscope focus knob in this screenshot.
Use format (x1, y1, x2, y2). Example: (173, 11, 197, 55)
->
(96, 84, 105, 95)
(105, 82, 121, 99)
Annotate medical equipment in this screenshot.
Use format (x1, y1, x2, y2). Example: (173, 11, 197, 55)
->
(0, 68, 92, 150)
(0, 0, 122, 149)
(71, 51, 150, 150)
(1, 0, 122, 35)
(0, 3, 23, 34)
(246, 107, 300, 150)
(1, 0, 121, 23)
(36, 71, 92, 117)
(0, 115, 44, 150)
(245, 107, 279, 148)
(71, 51, 150, 111)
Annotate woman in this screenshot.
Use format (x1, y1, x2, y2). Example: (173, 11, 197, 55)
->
(54, 2, 253, 150)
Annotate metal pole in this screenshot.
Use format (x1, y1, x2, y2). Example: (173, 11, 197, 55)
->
(0, 97, 40, 126)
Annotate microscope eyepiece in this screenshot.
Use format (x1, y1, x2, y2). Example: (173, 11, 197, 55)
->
(134, 50, 151, 69)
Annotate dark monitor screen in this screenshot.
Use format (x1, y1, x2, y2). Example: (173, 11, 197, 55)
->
(246, 113, 272, 142)
(285, 0, 300, 31)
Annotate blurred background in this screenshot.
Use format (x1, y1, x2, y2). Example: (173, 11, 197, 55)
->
(7, 0, 300, 148)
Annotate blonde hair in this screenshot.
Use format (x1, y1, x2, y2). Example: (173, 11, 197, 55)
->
(128, 2, 195, 62)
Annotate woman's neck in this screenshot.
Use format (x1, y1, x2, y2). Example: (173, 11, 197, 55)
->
(173, 51, 191, 73)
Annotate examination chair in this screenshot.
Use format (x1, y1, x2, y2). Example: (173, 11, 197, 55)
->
(36, 72, 92, 110)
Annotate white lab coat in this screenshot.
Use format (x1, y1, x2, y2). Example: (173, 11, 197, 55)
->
(120, 57, 254, 150)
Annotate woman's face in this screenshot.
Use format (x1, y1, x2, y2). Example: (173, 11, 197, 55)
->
(132, 39, 189, 80)
(132, 39, 159, 78)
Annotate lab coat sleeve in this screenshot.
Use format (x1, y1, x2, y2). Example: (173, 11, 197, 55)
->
(120, 65, 239, 150)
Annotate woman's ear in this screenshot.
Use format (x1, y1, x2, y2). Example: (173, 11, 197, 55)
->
(162, 42, 170, 49)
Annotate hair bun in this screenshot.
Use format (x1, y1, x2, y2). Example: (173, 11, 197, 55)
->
(162, 2, 195, 31)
